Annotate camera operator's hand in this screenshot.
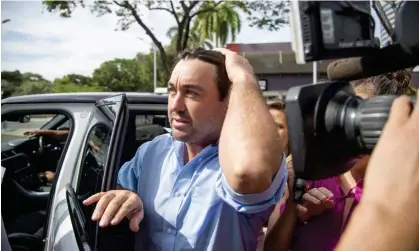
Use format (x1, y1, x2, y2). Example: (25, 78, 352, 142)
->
(296, 187, 335, 222)
(361, 95, 419, 215)
(337, 93, 419, 251)
(83, 190, 144, 232)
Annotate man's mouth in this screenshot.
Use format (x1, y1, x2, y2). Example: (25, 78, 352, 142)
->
(173, 117, 190, 123)
(172, 117, 190, 127)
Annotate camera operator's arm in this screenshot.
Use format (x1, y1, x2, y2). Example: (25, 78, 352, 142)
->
(336, 94, 419, 251)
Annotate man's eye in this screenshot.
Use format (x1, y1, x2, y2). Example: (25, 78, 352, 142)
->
(186, 90, 197, 97)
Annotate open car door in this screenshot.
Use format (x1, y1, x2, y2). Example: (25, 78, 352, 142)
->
(65, 184, 92, 251)
(65, 94, 128, 251)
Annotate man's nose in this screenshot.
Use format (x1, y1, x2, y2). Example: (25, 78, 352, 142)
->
(170, 92, 186, 112)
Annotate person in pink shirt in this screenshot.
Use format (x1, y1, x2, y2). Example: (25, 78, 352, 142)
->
(256, 98, 291, 251)
(263, 70, 414, 251)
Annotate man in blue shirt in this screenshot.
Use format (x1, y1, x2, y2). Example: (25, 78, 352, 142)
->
(84, 47, 287, 251)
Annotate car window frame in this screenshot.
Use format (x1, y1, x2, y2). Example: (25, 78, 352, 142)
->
(66, 94, 128, 251)
(1, 113, 68, 143)
(0, 106, 76, 247)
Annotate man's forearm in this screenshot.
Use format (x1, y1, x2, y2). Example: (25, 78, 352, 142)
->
(219, 75, 283, 193)
(336, 201, 419, 251)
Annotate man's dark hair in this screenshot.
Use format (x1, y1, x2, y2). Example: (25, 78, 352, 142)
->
(175, 47, 231, 101)
(350, 69, 412, 97)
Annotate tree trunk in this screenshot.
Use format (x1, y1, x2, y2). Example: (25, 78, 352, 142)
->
(157, 46, 170, 84)
(176, 18, 186, 53)
(181, 17, 191, 50)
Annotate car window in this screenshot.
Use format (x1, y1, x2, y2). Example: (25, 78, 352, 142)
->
(135, 114, 168, 141)
(75, 122, 112, 249)
(73, 95, 126, 248)
(77, 124, 110, 199)
(59, 119, 71, 129)
(1, 114, 57, 144)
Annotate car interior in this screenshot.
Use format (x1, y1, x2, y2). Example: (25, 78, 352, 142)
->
(1, 112, 73, 251)
(1, 109, 169, 251)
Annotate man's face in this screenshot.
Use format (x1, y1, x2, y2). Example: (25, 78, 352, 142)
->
(168, 59, 227, 144)
(269, 109, 289, 154)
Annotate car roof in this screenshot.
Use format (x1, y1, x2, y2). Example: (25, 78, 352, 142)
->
(1, 92, 168, 105)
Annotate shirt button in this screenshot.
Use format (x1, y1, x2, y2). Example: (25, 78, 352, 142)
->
(167, 229, 172, 234)
(175, 192, 181, 197)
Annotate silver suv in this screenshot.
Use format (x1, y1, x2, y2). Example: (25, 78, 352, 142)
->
(1, 92, 169, 251)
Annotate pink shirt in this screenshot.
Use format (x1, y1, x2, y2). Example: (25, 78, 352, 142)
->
(281, 177, 364, 251)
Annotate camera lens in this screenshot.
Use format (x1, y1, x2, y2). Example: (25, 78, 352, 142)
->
(349, 95, 416, 151)
(326, 94, 417, 153)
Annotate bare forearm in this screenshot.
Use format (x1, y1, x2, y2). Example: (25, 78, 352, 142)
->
(43, 130, 69, 140)
(264, 199, 297, 251)
(336, 201, 419, 251)
(219, 76, 283, 193)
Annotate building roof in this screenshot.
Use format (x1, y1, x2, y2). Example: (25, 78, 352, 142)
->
(243, 52, 333, 74)
(228, 42, 293, 53)
(227, 42, 334, 74)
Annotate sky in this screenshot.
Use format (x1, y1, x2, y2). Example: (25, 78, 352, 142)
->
(1, 1, 292, 81)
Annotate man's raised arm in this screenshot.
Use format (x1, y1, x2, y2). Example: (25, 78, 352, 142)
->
(215, 48, 284, 194)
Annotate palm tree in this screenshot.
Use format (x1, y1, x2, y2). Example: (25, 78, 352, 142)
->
(192, 1, 243, 47)
(166, 25, 214, 50)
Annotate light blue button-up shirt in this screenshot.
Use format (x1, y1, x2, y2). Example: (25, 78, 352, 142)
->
(117, 134, 287, 251)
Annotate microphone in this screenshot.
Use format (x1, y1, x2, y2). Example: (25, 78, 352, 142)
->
(327, 43, 419, 81)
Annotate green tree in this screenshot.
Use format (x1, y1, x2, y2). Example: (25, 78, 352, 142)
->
(18, 80, 53, 95)
(1, 70, 24, 83)
(92, 58, 153, 92)
(43, 0, 289, 82)
(1, 79, 15, 98)
(63, 74, 93, 86)
(166, 25, 214, 50)
(1, 70, 24, 98)
(136, 46, 179, 88)
(192, 1, 242, 47)
(1, 70, 53, 97)
(52, 74, 106, 93)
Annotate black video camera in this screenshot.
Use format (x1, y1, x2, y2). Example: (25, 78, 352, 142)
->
(286, 81, 416, 180)
(287, 1, 419, 183)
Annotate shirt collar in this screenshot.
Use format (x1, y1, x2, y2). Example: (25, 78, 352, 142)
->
(171, 136, 218, 165)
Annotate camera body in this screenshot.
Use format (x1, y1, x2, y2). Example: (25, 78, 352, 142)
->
(287, 1, 419, 181)
(286, 81, 416, 180)
(290, 0, 379, 64)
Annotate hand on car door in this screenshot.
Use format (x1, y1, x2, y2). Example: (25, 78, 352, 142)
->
(83, 190, 144, 232)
